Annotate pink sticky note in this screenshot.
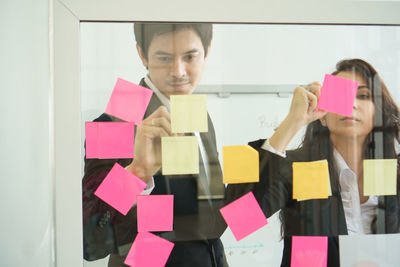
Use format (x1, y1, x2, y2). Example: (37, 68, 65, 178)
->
(291, 236, 328, 267)
(317, 74, 358, 117)
(137, 195, 174, 232)
(94, 163, 146, 215)
(124, 232, 175, 267)
(85, 122, 134, 159)
(105, 78, 153, 122)
(219, 192, 268, 241)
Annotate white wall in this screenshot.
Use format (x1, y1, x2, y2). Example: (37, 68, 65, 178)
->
(0, 1, 53, 267)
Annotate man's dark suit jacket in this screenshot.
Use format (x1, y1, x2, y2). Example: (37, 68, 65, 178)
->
(226, 139, 400, 267)
(82, 79, 227, 267)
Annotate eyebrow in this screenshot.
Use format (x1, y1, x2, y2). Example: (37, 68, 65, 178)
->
(358, 85, 370, 90)
(183, 49, 200, 55)
(154, 49, 200, 56)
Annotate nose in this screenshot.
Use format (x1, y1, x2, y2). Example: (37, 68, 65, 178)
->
(170, 59, 186, 78)
(353, 99, 359, 110)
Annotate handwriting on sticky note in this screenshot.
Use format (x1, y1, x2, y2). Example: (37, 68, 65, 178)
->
(292, 160, 330, 200)
(317, 74, 358, 117)
(363, 159, 397, 196)
(105, 78, 153, 123)
(170, 94, 208, 133)
(161, 136, 199, 175)
(291, 236, 328, 267)
(222, 145, 259, 184)
(124, 232, 175, 267)
(94, 163, 146, 215)
(220, 192, 268, 241)
(137, 195, 174, 232)
(85, 121, 134, 159)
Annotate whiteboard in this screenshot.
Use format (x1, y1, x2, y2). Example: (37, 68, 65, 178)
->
(208, 93, 301, 267)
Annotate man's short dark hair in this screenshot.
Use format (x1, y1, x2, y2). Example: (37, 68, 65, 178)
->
(134, 23, 213, 59)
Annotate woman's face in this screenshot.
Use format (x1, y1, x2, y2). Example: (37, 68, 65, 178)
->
(320, 71, 375, 140)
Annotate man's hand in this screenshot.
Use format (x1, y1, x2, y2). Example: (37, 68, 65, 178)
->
(126, 106, 172, 183)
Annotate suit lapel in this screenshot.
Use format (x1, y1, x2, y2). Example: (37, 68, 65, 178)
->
(141, 77, 225, 200)
(199, 115, 225, 199)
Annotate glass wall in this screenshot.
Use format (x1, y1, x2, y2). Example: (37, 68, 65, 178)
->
(80, 23, 400, 267)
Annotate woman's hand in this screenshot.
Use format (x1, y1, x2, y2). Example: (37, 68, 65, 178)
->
(125, 106, 173, 183)
(287, 82, 326, 127)
(269, 82, 327, 153)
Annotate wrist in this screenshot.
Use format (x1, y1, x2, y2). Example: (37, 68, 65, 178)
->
(126, 161, 152, 183)
(283, 115, 306, 132)
(269, 116, 304, 153)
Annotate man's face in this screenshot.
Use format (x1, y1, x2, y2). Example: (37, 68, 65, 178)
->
(138, 28, 209, 97)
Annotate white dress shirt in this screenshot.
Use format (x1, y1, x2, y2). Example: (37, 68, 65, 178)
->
(261, 139, 378, 234)
(333, 149, 378, 234)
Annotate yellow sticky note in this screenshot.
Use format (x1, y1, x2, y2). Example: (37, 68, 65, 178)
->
(161, 136, 199, 175)
(296, 160, 332, 201)
(363, 159, 397, 196)
(170, 94, 208, 133)
(223, 145, 259, 184)
(293, 160, 330, 200)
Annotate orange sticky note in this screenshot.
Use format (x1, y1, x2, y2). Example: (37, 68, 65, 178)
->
(293, 160, 330, 200)
(223, 145, 259, 184)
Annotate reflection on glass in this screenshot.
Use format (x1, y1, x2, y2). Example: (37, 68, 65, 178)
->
(81, 23, 400, 267)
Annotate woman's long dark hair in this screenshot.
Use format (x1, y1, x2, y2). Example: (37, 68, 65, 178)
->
(298, 58, 400, 192)
(280, 59, 400, 236)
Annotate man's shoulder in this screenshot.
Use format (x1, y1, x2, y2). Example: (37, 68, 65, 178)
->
(93, 113, 114, 122)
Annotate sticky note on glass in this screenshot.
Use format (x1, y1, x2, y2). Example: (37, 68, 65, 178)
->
(293, 160, 330, 200)
(222, 145, 259, 184)
(105, 78, 153, 123)
(85, 121, 134, 159)
(161, 136, 199, 175)
(124, 232, 174, 267)
(340, 234, 400, 267)
(317, 74, 358, 117)
(137, 195, 174, 232)
(291, 236, 328, 267)
(220, 192, 268, 241)
(94, 163, 146, 215)
(363, 159, 397, 196)
(170, 94, 208, 133)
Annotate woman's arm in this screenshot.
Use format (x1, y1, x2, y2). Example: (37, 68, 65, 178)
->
(270, 82, 326, 153)
(226, 82, 327, 217)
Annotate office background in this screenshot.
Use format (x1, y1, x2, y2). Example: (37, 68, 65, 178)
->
(1, 0, 400, 266)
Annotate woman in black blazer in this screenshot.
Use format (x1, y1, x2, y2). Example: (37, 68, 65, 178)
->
(226, 59, 400, 267)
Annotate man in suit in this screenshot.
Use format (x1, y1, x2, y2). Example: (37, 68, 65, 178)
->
(83, 23, 228, 267)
